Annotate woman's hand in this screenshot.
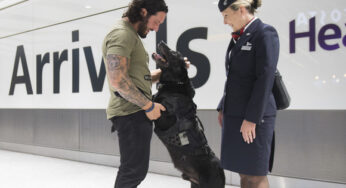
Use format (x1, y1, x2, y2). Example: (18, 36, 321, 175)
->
(240, 119, 256, 144)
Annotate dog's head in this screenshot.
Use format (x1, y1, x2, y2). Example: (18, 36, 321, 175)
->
(152, 41, 188, 83)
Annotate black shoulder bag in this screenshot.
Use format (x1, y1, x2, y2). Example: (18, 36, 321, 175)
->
(272, 70, 291, 110)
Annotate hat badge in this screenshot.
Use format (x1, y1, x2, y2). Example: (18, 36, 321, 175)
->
(223, 0, 228, 6)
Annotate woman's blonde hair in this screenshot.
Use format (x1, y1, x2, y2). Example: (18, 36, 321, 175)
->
(230, 0, 262, 14)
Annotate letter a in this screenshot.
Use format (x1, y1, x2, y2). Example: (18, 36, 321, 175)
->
(9, 45, 33, 95)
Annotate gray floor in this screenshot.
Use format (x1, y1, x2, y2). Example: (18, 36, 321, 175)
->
(0, 149, 237, 188)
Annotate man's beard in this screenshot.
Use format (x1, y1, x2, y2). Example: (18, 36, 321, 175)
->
(137, 16, 149, 38)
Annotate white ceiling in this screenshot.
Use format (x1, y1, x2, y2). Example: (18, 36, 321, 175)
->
(0, 0, 130, 38)
(0, 0, 27, 10)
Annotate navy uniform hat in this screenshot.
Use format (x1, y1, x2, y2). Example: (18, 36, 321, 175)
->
(218, 0, 236, 12)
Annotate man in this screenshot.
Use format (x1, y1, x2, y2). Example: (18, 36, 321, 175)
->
(102, 0, 168, 187)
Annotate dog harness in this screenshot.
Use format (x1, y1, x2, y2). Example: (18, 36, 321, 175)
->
(154, 109, 211, 156)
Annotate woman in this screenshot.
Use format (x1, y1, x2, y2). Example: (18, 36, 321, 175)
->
(217, 0, 279, 187)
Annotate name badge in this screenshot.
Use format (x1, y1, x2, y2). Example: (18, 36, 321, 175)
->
(241, 46, 252, 51)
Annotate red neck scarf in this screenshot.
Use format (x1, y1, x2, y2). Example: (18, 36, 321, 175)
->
(232, 17, 255, 41)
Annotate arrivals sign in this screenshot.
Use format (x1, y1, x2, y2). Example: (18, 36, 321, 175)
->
(0, 0, 345, 109)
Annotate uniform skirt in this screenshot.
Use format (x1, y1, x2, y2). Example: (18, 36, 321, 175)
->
(220, 115, 275, 176)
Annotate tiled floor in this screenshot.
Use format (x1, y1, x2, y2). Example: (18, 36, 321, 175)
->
(0, 149, 237, 188)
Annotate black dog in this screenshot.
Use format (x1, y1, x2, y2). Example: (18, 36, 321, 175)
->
(152, 41, 225, 188)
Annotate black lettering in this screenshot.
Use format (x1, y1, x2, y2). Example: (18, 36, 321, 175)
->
(53, 50, 68, 93)
(72, 48, 79, 93)
(9, 45, 33, 95)
(72, 30, 79, 93)
(177, 27, 210, 89)
(83, 47, 106, 92)
(36, 53, 50, 94)
(156, 17, 167, 53)
(72, 30, 79, 42)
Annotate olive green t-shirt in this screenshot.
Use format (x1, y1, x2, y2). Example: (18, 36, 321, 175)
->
(102, 20, 152, 119)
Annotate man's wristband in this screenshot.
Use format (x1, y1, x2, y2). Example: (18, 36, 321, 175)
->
(145, 102, 155, 113)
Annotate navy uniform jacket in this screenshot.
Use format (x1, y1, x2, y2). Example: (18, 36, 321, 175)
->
(218, 19, 280, 125)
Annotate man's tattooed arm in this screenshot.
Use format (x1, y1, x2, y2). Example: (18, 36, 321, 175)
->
(106, 54, 151, 108)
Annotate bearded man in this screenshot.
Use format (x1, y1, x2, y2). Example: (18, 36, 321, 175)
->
(102, 0, 168, 187)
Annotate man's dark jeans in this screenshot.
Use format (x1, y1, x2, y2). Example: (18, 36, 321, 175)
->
(110, 110, 153, 188)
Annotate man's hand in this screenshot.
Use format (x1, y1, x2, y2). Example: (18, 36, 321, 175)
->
(143, 102, 166, 120)
(240, 119, 256, 144)
(218, 111, 223, 127)
(151, 69, 162, 83)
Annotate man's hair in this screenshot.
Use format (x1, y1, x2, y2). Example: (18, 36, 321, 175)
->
(123, 0, 168, 23)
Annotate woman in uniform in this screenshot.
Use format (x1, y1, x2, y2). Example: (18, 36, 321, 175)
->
(217, 0, 280, 187)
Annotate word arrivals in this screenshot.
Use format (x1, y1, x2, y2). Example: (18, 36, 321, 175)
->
(9, 23, 212, 96)
(9, 30, 106, 95)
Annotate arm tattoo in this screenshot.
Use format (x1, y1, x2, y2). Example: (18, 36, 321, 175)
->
(107, 54, 121, 71)
(106, 54, 150, 108)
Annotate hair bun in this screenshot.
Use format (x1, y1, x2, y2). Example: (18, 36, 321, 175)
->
(252, 0, 258, 9)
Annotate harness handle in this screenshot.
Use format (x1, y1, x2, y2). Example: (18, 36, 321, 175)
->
(195, 116, 205, 131)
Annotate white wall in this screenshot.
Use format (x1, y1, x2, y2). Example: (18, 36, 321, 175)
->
(0, 0, 345, 109)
